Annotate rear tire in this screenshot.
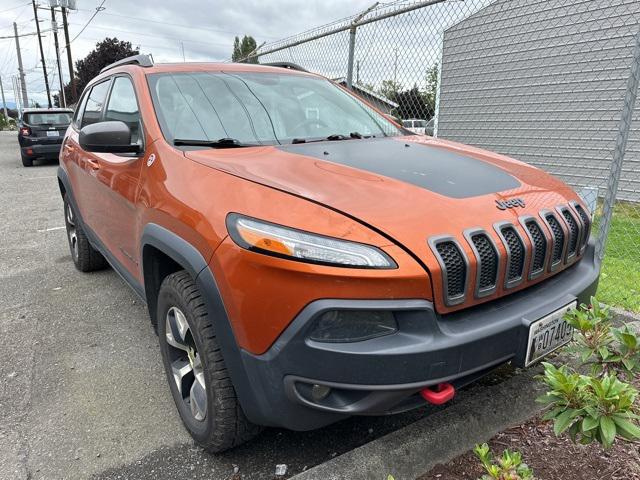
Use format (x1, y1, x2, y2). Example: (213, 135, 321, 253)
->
(63, 195, 108, 272)
(157, 271, 261, 452)
(21, 153, 33, 167)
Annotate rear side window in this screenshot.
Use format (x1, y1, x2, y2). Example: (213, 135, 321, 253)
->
(104, 77, 141, 143)
(81, 80, 111, 128)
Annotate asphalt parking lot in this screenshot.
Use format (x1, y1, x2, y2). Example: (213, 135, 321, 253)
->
(0, 130, 471, 480)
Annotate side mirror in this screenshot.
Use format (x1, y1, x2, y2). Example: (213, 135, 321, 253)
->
(79, 121, 140, 153)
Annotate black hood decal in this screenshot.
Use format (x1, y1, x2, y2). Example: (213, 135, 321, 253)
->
(278, 138, 520, 199)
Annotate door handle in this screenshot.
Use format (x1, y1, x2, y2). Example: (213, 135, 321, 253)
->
(86, 158, 100, 170)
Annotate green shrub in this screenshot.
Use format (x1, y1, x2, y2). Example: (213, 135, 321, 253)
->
(538, 298, 640, 448)
(564, 301, 640, 378)
(473, 443, 534, 480)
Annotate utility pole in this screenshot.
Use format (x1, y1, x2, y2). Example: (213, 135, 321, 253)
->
(32, 0, 52, 107)
(12, 76, 22, 115)
(51, 7, 66, 107)
(61, 5, 76, 102)
(13, 22, 29, 108)
(180, 42, 185, 62)
(0, 77, 8, 122)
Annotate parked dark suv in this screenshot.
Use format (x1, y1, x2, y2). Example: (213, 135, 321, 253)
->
(18, 108, 73, 166)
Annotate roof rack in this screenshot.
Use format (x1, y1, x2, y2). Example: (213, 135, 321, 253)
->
(263, 61, 308, 72)
(100, 54, 154, 74)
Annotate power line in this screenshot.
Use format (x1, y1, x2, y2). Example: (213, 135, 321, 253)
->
(72, 7, 279, 40)
(67, 22, 231, 48)
(67, 0, 106, 46)
(0, 2, 30, 15)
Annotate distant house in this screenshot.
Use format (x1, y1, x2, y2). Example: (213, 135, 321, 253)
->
(334, 78, 399, 115)
(437, 0, 640, 202)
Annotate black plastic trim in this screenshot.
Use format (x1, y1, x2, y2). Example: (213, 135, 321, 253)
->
(493, 221, 526, 289)
(569, 201, 590, 256)
(427, 235, 470, 306)
(539, 209, 568, 272)
(518, 215, 549, 281)
(463, 228, 500, 298)
(556, 205, 579, 264)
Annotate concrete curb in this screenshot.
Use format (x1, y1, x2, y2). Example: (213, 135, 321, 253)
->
(610, 305, 640, 323)
(290, 365, 548, 480)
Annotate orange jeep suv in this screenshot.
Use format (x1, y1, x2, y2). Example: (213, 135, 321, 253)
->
(58, 54, 600, 452)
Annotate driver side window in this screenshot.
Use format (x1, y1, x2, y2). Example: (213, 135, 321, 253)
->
(80, 80, 111, 129)
(104, 76, 142, 144)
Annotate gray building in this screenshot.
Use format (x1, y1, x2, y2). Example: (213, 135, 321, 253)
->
(437, 0, 640, 202)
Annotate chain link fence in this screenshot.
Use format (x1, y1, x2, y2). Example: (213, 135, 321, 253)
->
(242, 0, 640, 311)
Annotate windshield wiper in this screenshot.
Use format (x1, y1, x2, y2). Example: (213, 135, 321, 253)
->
(291, 132, 373, 144)
(173, 138, 253, 148)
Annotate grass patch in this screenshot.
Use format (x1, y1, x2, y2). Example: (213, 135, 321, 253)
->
(597, 201, 640, 313)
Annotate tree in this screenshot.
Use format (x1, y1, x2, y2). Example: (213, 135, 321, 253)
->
(232, 35, 259, 64)
(423, 63, 439, 119)
(393, 86, 431, 120)
(378, 79, 402, 102)
(57, 37, 139, 105)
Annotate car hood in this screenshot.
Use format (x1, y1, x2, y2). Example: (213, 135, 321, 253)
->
(185, 136, 584, 311)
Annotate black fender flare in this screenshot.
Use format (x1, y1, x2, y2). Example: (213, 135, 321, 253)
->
(140, 224, 264, 423)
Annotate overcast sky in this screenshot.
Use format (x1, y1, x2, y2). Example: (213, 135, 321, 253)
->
(0, 0, 381, 107)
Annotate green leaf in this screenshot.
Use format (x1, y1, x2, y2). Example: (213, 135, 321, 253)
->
(600, 416, 616, 448)
(598, 346, 610, 360)
(582, 416, 599, 432)
(612, 416, 640, 440)
(621, 358, 637, 373)
(554, 408, 581, 436)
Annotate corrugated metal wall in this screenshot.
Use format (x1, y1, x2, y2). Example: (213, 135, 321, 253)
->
(437, 0, 640, 202)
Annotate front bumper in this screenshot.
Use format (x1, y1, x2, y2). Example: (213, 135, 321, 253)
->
(219, 242, 600, 430)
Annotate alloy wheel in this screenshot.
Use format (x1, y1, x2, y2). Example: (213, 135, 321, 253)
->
(65, 202, 78, 260)
(165, 306, 207, 421)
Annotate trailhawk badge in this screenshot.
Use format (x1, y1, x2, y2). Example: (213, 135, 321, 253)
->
(495, 198, 526, 210)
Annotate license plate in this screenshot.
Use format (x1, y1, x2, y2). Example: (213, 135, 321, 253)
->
(525, 302, 576, 366)
(46, 130, 59, 137)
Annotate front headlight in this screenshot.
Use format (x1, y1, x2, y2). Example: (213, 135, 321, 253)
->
(226, 214, 396, 269)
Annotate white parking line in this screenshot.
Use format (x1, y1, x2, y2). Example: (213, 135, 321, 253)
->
(37, 226, 65, 232)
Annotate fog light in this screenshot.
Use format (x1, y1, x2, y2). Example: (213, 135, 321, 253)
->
(311, 384, 331, 401)
(26, 148, 33, 155)
(309, 310, 398, 343)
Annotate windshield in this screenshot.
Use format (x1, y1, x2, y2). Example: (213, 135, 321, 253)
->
(24, 112, 72, 126)
(148, 72, 402, 145)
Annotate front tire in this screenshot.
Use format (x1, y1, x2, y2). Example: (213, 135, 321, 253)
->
(157, 271, 261, 452)
(63, 195, 108, 272)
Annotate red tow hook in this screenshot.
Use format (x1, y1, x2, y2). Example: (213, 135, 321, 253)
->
(420, 383, 456, 405)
